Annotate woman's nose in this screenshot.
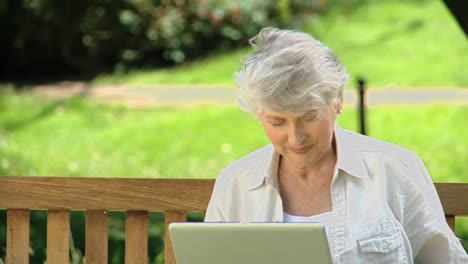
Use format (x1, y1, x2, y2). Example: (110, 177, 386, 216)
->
(288, 123, 306, 145)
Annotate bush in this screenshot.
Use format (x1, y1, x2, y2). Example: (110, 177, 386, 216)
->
(0, 0, 322, 80)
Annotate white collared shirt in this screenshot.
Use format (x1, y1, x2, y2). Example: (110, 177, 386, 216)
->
(205, 125, 468, 263)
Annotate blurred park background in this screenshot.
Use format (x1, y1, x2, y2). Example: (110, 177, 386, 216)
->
(0, 0, 467, 263)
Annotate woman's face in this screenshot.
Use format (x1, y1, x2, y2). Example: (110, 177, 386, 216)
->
(259, 105, 339, 167)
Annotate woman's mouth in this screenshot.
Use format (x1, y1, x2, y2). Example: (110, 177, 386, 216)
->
(290, 146, 312, 154)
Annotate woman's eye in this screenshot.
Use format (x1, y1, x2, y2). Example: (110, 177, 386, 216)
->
(303, 115, 318, 122)
(271, 123, 284, 127)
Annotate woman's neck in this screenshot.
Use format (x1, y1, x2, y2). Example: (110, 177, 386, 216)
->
(280, 148, 336, 180)
(279, 136, 338, 180)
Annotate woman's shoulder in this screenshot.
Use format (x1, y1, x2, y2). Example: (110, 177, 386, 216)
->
(214, 144, 274, 185)
(338, 127, 421, 168)
(224, 144, 274, 171)
(339, 128, 433, 190)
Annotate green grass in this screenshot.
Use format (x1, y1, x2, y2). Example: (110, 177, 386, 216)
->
(0, 90, 466, 181)
(93, 0, 468, 87)
(92, 49, 247, 87)
(305, 0, 468, 87)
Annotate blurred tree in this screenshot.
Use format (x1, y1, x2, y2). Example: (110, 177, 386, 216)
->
(0, 0, 323, 82)
(0, 0, 138, 81)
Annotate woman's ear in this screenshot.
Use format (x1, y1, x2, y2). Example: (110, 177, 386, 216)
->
(257, 109, 265, 121)
(336, 91, 344, 114)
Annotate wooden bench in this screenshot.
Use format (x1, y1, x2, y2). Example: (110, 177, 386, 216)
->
(0, 176, 467, 264)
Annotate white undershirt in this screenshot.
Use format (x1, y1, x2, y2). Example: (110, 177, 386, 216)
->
(283, 211, 332, 238)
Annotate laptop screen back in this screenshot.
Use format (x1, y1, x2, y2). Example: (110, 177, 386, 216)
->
(169, 222, 332, 264)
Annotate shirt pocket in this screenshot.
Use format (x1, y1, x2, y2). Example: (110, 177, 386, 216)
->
(356, 216, 408, 263)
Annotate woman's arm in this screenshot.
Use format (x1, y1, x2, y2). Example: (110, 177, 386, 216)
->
(403, 157, 467, 263)
(205, 181, 226, 222)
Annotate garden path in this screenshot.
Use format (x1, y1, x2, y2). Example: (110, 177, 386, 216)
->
(32, 82, 468, 107)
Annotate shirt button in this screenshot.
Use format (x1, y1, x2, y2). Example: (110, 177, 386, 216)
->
(333, 254, 340, 261)
(383, 241, 388, 250)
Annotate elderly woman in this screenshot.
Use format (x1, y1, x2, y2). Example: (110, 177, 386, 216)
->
(204, 28, 467, 263)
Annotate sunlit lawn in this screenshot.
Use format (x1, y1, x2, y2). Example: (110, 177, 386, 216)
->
(305, 0, 468, 87)
(93, 49, 247, 87)
(1, 90, 466, 182)
(93, 0, 468, 87)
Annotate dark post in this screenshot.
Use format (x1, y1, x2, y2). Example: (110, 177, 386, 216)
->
(357, 77, 367, 135)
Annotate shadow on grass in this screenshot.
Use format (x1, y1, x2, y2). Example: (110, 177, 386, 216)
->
(0, 84, 93, 132)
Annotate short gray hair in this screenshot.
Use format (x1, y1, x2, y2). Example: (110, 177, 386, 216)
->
(236, 27, 349, 118)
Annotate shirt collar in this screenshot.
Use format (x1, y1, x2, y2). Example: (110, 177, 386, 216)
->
(248, 124, 369, 190)
(334, 124, 369, 179)
(248, 145, 279, 190)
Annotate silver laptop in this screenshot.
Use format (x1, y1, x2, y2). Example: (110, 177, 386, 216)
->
(169, 222, 332, 264)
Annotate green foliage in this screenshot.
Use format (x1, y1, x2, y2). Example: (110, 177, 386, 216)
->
(1, 0, 137, 79)
(94, 0, 468, 87)
(0, 0, 318, 80)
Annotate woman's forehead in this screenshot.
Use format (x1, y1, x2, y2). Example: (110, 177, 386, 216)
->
(261, 109, 320, 119)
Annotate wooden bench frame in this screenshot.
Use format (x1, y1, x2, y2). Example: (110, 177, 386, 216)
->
(1, 176, 467, 264)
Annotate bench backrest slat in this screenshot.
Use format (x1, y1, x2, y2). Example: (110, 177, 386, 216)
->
(125, 211, 149, 264)
(47, 210, 70, 264)
(165, 211, 188, 264)
(446, 216, 455, 231)
(86, 210, 108, 264)
(6, 209, 30, 264)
